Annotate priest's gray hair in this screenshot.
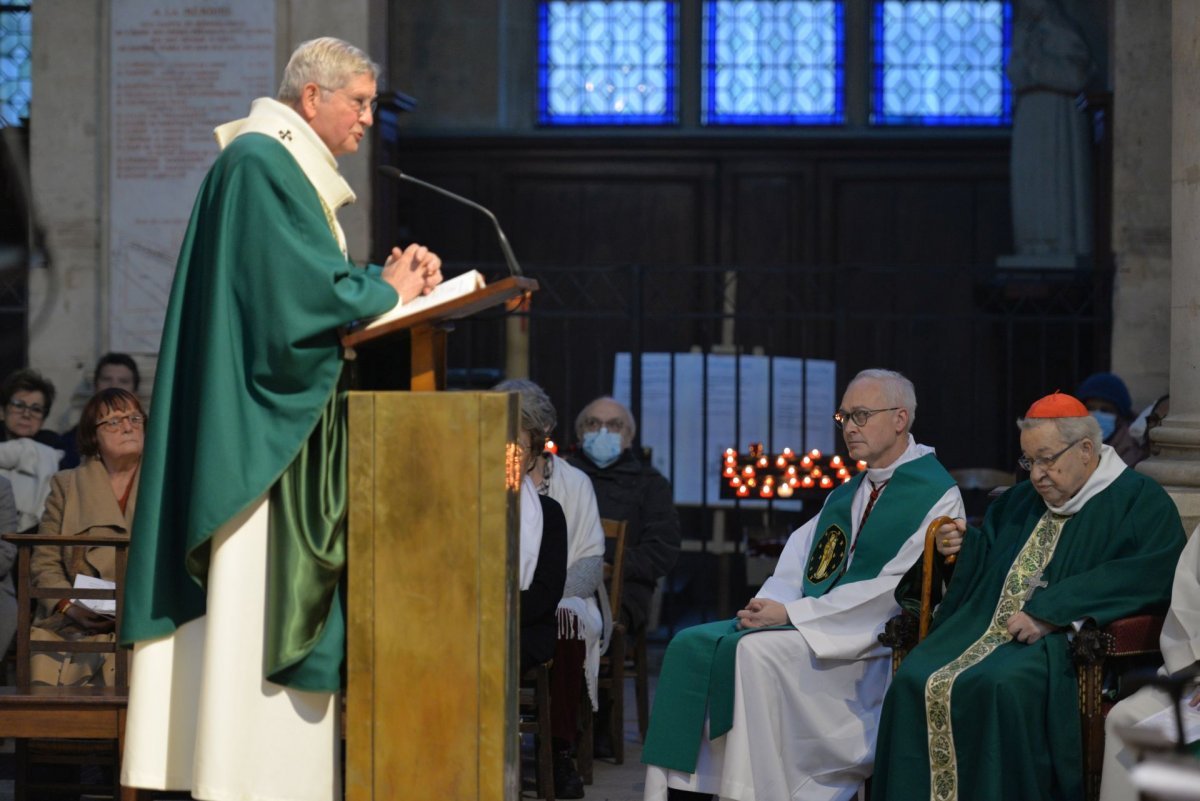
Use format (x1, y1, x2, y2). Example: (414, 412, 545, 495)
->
(277, 37, 379, 103)
(1016, 414, 1102, 448)
(494, 378, 557, 438)
(574, 396, 637, 441)
(849, 368, 917, 430)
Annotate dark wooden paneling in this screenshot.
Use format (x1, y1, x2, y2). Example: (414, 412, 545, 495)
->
(725, 166, 815, 265)
(376, 134, 1013, 274)
(369, 132, 1095, 474)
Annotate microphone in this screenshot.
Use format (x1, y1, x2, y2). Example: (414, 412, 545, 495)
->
(378, 165, 523, 277)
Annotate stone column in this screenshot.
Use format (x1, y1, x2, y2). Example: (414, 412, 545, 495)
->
(1109, 0, 1171, 407)
(1136, 0, 1200, 533)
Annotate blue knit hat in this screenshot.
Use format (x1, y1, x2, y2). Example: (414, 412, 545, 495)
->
(1075, 372, 1133, 420)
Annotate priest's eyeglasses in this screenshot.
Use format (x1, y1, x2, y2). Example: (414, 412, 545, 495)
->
(322, 86, 378, 117)
(97, 414, 146, 432)
(1017, 439, 1079, 472)
(833, 407, 899, 428)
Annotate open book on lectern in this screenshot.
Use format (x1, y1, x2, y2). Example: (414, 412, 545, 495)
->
(355, 269, 486, 335)
(340, 269, 538, 351)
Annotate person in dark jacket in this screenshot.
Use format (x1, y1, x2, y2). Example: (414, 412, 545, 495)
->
(568, 396, 681, 759)
(567, 396, 680, 634)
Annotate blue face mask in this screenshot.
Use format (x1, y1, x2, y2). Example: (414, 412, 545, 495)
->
(582, 429, 623, 468)
(1091, 410, 1116, 441)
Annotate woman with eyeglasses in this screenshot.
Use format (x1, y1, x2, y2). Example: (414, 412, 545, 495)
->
(0, 368, 66, 531)
(28, 387, 145, 686)
(0, 367, 63, 447)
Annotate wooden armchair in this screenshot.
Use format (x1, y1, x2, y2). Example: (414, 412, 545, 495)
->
(0, 530, 149, 801)
(1072, 614, 1167, 801)
(519, 660, 555, 800)
(878, 517, 1168, 801)
(577, 518, 629, 783)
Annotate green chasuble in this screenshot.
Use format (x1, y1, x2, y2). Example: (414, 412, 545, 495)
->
(119, 133, 398, 692)
(642, 454, 954, 773)
(872, 469, 1185, 801)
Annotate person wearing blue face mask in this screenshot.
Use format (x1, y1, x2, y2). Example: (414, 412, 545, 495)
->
(1076, 372, 1148, 467)
(568, 396, 680, 633)
(567, 396, 681, 760)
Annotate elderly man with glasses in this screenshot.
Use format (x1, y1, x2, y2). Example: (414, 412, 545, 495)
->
(119, 37, 442, 801)
(872, 391, 1186, 801)
(643, 368, 964, 801)
(567, 396, 680, 635)
(567, 395, 681, 759)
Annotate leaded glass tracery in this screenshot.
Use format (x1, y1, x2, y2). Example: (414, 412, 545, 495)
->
(702, 0, 844, 126)
(0, 3, 32, 126)
(538, 0, 678, 125)
(872, 0, 1012, 126)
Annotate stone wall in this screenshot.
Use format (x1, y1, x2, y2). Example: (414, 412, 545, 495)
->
(27, 0, 376, 430)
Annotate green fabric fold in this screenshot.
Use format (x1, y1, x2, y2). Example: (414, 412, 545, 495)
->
(265, 389, 348, 691)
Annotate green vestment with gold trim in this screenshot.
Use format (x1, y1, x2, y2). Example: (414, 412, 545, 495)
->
(872, 470, 1185, 801)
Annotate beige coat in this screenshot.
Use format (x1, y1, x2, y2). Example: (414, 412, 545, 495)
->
(29, 458, 138, 686)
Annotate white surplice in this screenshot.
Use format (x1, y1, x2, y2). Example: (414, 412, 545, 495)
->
(645, 437, 964, 801)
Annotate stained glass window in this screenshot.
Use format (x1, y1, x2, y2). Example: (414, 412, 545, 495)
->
(702, 0, 844, 126)
(0, 3, 32, 126)
(872, 0, 1012, 126)
(538, 1, 678, 125)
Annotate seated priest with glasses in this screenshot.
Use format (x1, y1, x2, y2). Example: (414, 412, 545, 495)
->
(642, 368, 964, 801)
(872, 391, 1186, 801)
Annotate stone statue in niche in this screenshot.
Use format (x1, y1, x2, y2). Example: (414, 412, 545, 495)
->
(1005, 0, 1095, 264)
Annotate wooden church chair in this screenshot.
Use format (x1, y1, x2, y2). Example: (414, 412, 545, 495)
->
(1073, 613, 1167, 801)
(519, 659, 555, 800)
(577, 517, 629, 783)
(0, 530, 151, 801)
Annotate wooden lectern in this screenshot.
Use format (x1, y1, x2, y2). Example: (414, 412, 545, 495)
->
(343, 276, 535, 800)
(343, 275, 538, 391)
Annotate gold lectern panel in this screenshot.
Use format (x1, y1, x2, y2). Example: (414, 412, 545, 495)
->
(347, 392, 519, 801)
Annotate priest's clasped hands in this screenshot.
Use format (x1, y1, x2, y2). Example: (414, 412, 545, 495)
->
(736, 597, 789, 629)
(382, 243, 443, 303)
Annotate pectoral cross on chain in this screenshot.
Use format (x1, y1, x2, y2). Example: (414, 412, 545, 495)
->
(1022, 570, 1048, 602)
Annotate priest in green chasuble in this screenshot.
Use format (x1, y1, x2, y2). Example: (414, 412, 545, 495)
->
(872, 392, 1186, 801)
(118, 38, 442, 801)
(643, 369, 965, 801)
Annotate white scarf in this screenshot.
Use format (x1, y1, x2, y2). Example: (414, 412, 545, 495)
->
(213, 97, 355, 254)
(1045, 443, 1125, 516)
(518, 476, 543, 591)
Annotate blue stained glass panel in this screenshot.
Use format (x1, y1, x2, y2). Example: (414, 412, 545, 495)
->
(872, 1, 1012, 126)
(1, 5, 32, 126)
(702, 1, 845, 126)
(538, 1, 678, 125)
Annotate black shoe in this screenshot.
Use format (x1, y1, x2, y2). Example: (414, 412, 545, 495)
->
(592, 726, 614, 760)
(553, 749, 585, 799)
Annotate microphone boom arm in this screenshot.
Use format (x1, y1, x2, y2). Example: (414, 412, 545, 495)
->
(379, 165, 523, 277)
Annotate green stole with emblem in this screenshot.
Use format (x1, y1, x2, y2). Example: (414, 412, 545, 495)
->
(641, 453, 954, 774)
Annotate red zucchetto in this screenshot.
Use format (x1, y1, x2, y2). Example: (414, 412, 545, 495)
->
(1024, 391, 1089, 419)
